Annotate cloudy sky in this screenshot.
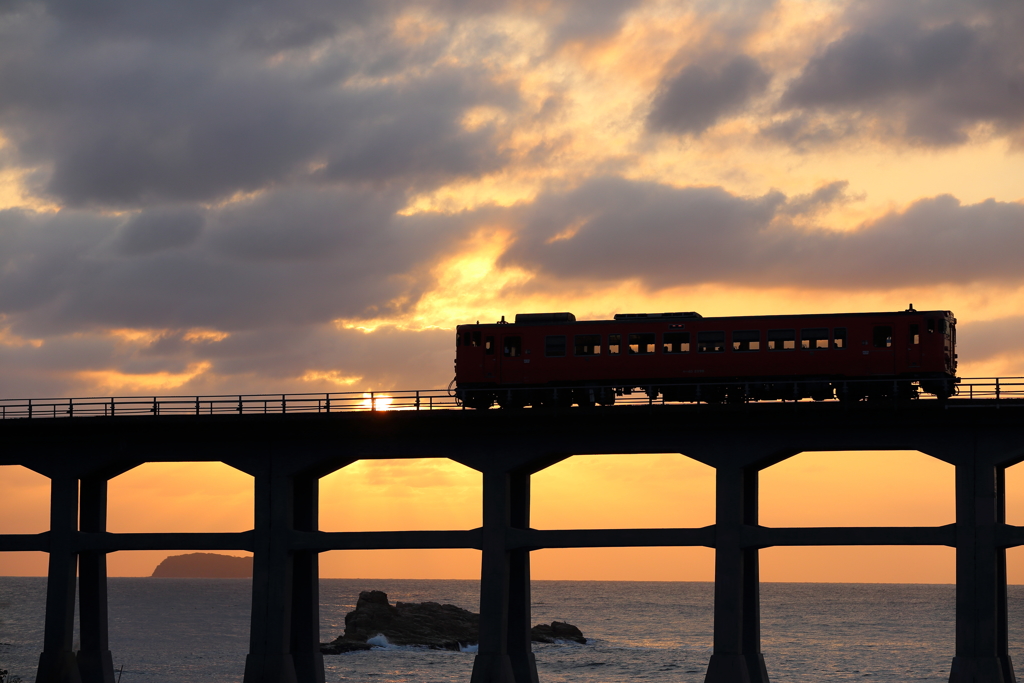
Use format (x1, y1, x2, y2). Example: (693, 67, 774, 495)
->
(2, 0, 1024, 580)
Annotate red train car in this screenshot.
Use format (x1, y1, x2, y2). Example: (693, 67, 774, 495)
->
(454, 307, 957, 408)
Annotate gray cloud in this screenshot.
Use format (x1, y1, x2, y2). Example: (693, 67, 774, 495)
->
(499, 178, 1024, 290)
(648, 55, 770, 135)
(0, 323, 456, 398)
(116, 208, 204, 255)
(778, 4, 1024, 146)
(0, 1, 519, 207)
(0, 187, 474, 337)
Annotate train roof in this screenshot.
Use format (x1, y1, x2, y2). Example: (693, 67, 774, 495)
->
(458, 308, 954, 327)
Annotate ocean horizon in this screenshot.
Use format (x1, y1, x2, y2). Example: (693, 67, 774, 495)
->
(2, 577, 1021, 682)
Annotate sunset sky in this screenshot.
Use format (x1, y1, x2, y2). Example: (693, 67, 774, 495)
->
(1, 0, 1024, 581)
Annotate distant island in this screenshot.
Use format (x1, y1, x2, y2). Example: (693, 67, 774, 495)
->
(151, 553, 253, 578)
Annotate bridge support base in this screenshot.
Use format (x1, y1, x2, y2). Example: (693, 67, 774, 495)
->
(76, 650, 115, 683)
(37, 651, 82, 683)
(949, 656, 1013, 683)
(470, 654, 518, 683)
(704, 653, 769, 683)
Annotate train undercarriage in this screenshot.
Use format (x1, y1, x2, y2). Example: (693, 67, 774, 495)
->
(456, 375, 957, 409)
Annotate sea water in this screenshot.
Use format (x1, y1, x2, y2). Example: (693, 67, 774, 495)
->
(2, 578, 1023, 682)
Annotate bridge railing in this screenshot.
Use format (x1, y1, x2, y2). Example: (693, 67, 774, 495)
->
(1, 377, 1022, 420)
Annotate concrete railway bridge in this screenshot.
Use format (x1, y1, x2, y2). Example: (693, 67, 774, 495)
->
(1, 382, 1024, 683)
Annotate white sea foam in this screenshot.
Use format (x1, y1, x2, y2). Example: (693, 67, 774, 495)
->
(459, 643, 478, 653)
(366, 634, 392, 648)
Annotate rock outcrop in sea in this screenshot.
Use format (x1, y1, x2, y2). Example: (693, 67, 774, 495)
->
(320, 590, 586, 654)
(150, 553, 253, 578)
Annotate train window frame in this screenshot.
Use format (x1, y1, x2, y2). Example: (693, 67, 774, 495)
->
(697, 331, 726, 353)
(732, 330, 760, 352)
(910, 324, 920, 345)
(767, 329, 796, 351)
(833, 328, 847, 349)
(472, 331, 481, 347)
(873, 325, 893, 349)
(628, 332, 656, 355)
(663, 332, 691, 354)
(574, 334, 601, 356)
(608, 333, 621, 355)
(545, 335, 567, 357)
(503, 336, 521, 357)
(800, 328, 829, 350)
(485, 335, 495, 355)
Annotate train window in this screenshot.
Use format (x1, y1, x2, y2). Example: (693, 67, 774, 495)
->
(910, 324, 920, 345)
(873, 326, 893, 348)
(767, 329, 795, 351)
(545, 335, 566, 357)
(800, 328, 829, 349)
(485, 336, 495, 354)
(732, 330, 759, 352)
(697, 331, 725, 353)
(628, 333, 656, 354)
(472, 331, 481, 347)
(833, 328, 847, 349)
(927, 319, 936, 334)
(938, 319, 948, 335)
(575, 334, 601, 355)
(456, 333, 461, 346)
(663, 332, 690, 353)
(608, 333, 621, 355)
(503, 336, 521, 357)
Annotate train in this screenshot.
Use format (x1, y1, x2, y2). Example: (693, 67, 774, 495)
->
(454, 306, 957, 408)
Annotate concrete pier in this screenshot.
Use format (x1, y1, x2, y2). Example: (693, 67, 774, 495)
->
(2, 400, 1022, 683)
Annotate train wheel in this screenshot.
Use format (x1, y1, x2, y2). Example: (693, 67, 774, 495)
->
(596, 388, 616, 406)
(573, 389, 596, 409)
(464, 392, 494, 410)
(497, 390, 527, 409)
(547, 389, 573, 409)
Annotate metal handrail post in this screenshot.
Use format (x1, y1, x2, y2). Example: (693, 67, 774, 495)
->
(325, 393, 331, 413)
(371, 392, 376, 412)
(28, 398, 32, 419)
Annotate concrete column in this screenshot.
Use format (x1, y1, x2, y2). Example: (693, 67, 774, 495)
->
(77, 476, 115, 683)
(704, 465, 769, 683)
(37, 475, 82, 683)
(290, 473, 325, 683)
(949, 458, 1015, 682)
(506, 472, 539, 683)
(244, 468, 299, 683)
(470, 470, 518, 683)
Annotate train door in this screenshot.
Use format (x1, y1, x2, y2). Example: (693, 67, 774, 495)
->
(867, 324, 897, 375)
(482, 334, 498, 381)
(500, 335, 526, 384)
(905, 323, 922, 370)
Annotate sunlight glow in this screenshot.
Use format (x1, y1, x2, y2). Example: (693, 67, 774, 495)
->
(362, 393, 394, 411)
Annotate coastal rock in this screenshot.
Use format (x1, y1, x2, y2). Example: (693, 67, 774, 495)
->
(320, 590, 587, 654)
(530, 621, 586, 644)
(151, 553, 253, 578)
